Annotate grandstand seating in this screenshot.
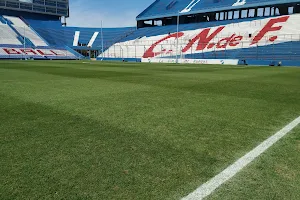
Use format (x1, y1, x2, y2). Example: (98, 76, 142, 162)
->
(0, 16, 80, 60)
(0, 23, 22, 45)
(3, 15, 48, 46)
(177, 41, 300, 60)
(25, 18, 136, 50)
(120, 16, 268, 42)
(61, 27, 136, 50)
(99, 14, 300, 64)
(24, 18, 69, 47)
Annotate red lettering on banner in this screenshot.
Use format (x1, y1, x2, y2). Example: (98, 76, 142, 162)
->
(138, 16, 292, 58)
(251, 16, 289, 45)
(3, 48, 21, 54)
(37, 49, 55, 56)
(51, 50, 66, 56)
(21, 49, 37, 55)
(182, 26, 224, 52)
(1, 48, 72, 57)
(143, 32, 184, 58)
(207, 43, 215, 49)
(216, 34, 236, 48)
(229, 35, 243, 47)
(137, 17, 291, 58)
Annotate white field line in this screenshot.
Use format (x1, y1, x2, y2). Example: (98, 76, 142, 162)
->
(182, 116, 300, 200)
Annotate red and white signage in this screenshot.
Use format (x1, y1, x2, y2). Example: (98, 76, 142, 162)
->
(99, 15, 300, 59)
(0, 47, 75, 57)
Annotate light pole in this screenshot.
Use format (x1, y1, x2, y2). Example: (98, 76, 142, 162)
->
(101, 20, 104, 61)
(23, 26, 26, 60)
(176, 11, 180, 64)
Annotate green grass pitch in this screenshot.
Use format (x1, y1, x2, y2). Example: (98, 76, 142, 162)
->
(0, 60, 300, 200)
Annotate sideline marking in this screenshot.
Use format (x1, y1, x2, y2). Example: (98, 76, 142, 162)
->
(182, 116, 300, 200)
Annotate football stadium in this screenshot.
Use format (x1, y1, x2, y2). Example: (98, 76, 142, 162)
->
(1, 0, 300, 199)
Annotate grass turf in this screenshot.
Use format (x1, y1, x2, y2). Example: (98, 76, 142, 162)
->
(0, 60, 299, 199)
(208, 126, 300, 200)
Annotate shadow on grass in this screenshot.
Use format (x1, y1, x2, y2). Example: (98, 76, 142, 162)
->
(0, 94, 217, 200)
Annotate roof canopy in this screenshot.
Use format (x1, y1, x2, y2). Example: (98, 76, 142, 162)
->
(137, 0, 299, 20)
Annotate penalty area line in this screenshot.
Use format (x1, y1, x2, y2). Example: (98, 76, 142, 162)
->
(182, 116, 300, 200)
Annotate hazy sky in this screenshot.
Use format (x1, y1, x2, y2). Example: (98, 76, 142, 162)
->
(67, 0, 154, 28)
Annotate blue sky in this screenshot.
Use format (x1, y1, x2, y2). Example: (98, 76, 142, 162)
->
(67, 0, 154, 28)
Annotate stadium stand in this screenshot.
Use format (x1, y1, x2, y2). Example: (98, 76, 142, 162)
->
(0, 22, 22, 45)
(0, 0, 80, 59)
(31, 26, 136, 49)
(99, 14, 300, 65)
(3, 15, 48, 47)
(0, 16, 79, 59)
(93, 0, 300, 66)
(22, 17, 136, 58)
(119, 16, 269, 41)
(0, 0, 300, 65)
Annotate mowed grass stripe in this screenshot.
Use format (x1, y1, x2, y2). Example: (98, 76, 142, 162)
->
(0, 61, 300, 199)
(1, 62, 299, 106)
(1, 94, 214, 200)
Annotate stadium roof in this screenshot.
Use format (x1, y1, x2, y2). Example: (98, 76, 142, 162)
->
(137, 0, 300, 20)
